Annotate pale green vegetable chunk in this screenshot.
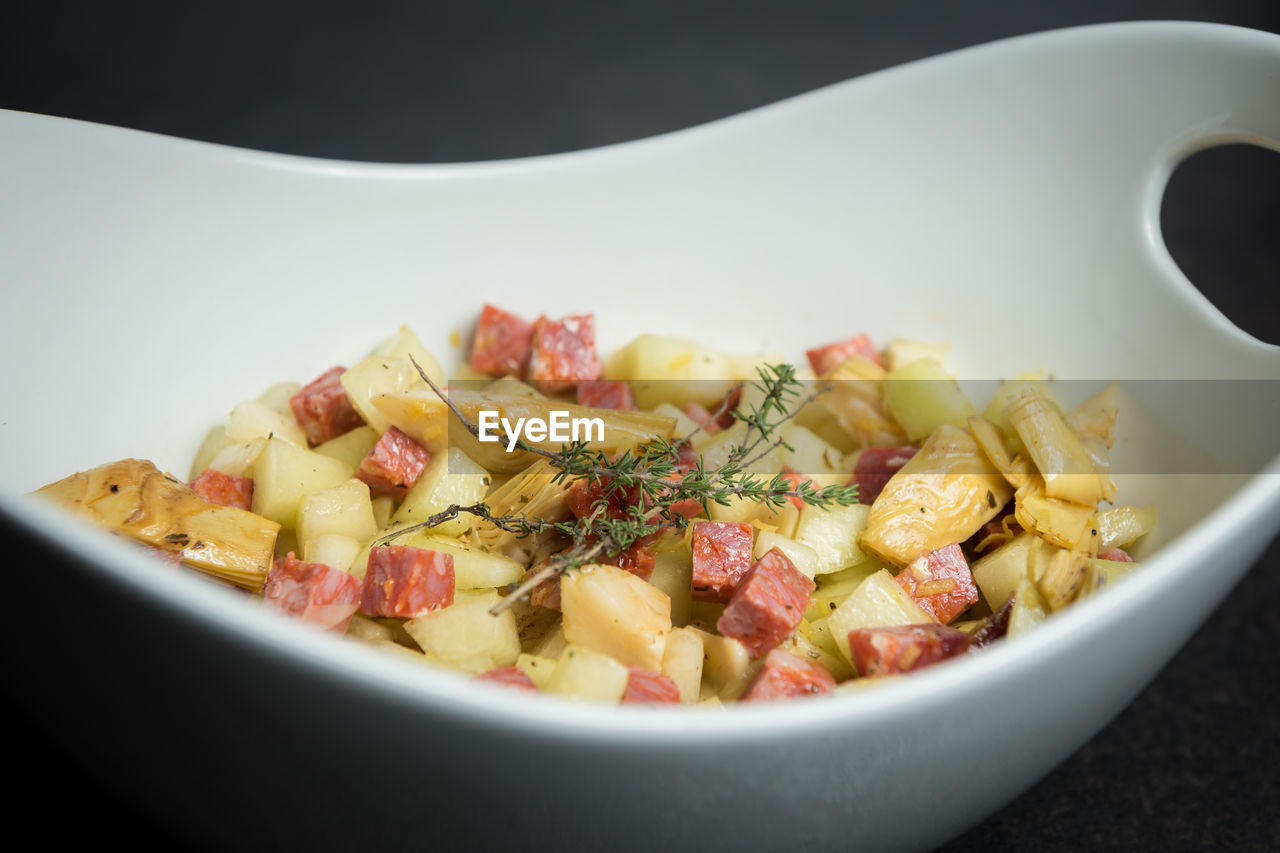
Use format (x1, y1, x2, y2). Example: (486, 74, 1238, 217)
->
(251, 438, 355, 531)
(884, 357, 976, 442)
(827, 569, 933, 666)
(404, 590, 520, 674)
(545, 645, 629, 703)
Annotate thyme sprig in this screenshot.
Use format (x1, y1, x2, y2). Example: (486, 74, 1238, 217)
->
(390, 357, 859, 613)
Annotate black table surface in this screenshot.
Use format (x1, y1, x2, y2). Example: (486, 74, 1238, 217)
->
(3, 3, 1278, 850)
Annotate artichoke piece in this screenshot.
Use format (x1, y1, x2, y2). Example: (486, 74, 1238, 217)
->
(968, 416, 1035, 490)
(861, 424, 1013, 567)
(467, 457, 573, 556)
(1094, 504, 1157, 550)
(1005, 387, 1110, 507)
(33, 458, 279, 590)
(1012, 476, 1099, 552)
(1028, 537, 1091, 611)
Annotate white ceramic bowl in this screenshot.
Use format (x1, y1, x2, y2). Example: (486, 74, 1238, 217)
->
(1, 21, 1277, 852)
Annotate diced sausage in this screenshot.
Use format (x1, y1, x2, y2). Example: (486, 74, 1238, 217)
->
(805, 333, 884, 375)
(780, 466, 815, 510)
(847, 623, 969, 677)
(851, 445, 917, 505)
(894, 543, 979, 624)
(1098, 547, 1134, 562)
(356, 426, 431, 499)
(969, 594, 1014, 649)
(264, 552, 361, 634)
(473, 666, 538, 691)
(602, 542, 657, 582)
(565, 476, 636, 522)
(742, 649, 836, 701)
(577, 379, 637, 411)
(470, 303, 534, 378)
(528, 313, 602, 392)
(189, 469, 254, 511)
(683, 401, 722, 435)
(360, 545, 454, 618)
(717, 547, 815, 657)
(691, 521, 755, 603)
(622, 667, 681, 704)
(289, 366, 366, 446)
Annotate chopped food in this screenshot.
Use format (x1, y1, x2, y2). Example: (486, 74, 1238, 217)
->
(30, 307, 1156, 706)
(290, 366, 366, 446)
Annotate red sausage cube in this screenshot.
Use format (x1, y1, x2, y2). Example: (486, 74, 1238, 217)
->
(691, 521, 755, 603)
(360, 545, 454, 618)
(622, 667, 681, 704)
(851, 445, 917, 505)
(470, 303, 534, 378)
(577, 379, 637, 411)
(189, 469, 254, 511)
(528, 314, 602, 392)
(682, 401, 723, 435)
(602, 542, 657, 582)
(805, 333, 884, 375)
(289, 366, 366, 446)
(742, 649, 836, 702)
(1098, 547, 1134, 563)
(847, 623, 969, 677)
(264, 553, 361, 634)
(894, 543, 979, 624)
(717, 547, 815, 658)
(356, 426, 431, 499)
(473, 666, 538, 691)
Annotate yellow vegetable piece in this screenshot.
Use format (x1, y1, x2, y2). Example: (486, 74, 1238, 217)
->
(1005, 386, 1108, 507)
(861, 424, 1012, 567)
(561, 563, 672, 672)
(33, 458, 279, 590)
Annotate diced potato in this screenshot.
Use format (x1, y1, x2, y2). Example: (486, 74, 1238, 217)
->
(33, 458, 280, 590)
(190, 426, 234, 480)
(1095, 505, 1157, 550)
(296, 478, 377, 561)
(313, 425, 380, 471)
(861, 424, 1012, 567)
(883, 357, 976, 442)
(226, 399, 307, 448)
(1080, 557, 1142, 597)
(661, 626, 705, 704)
(827, 569, 933, 666)
(688, 627, 754, 698)
(372, 325, 445, 390)
(806, 559, 884, 619)
(250, 438, 355, 531)
(561, 563, 672, 672)
(749, 496, 801, 539)
(774, 423, 845, 478)
(545, 645, 630, 703)
(753, 530, 821, 579)
(306, 533, 362, 573)
(369, 390, 451, 454)
(785, 619, 855, 681)
(531, 622, 568, 659)
(345, 613, 394, 643)
(885, 339, 949, 372)
(648, 547, 693, 628)
(390, 447, 491, 536)
(971, 532, 1035, 611)
(515, 653, 558, 690)
(256, 381, 302, 415)
(794, 502, 871, 576)
(207, 438, 266, 479)
(341, 356, 420, 434)
(603, 333, 737, 410)
(403, 590, 520, 674)
(392, 532, 525, 589)
(1007, 578, 1049, 636)
(370, 495, 394, 530)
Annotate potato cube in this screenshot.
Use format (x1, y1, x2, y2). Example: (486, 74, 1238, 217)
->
(545, 645, 630, 703)
(793, 502, 870, 576)
(251, 438, 355, 531)
(561, 563, 671, 672)
(660, 626, 704, 704)
(390, 448, 491, 536)
(340, 356, 420, 434)
(313, 425, 380, 471)
(827, 569, 933, 665)
(296, 478, 377, 561)
(403, 590, 519, 674)
(226, 399, 307, 447)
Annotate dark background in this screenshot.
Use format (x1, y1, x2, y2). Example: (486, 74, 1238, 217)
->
(2, 2, 1277, 850)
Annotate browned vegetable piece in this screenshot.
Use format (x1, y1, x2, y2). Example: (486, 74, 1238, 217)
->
(33, 458, 279, 590)
(861, 424, 1013, 567)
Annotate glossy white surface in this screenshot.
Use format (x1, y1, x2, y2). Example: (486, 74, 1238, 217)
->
(1, 21, 1278, 852)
